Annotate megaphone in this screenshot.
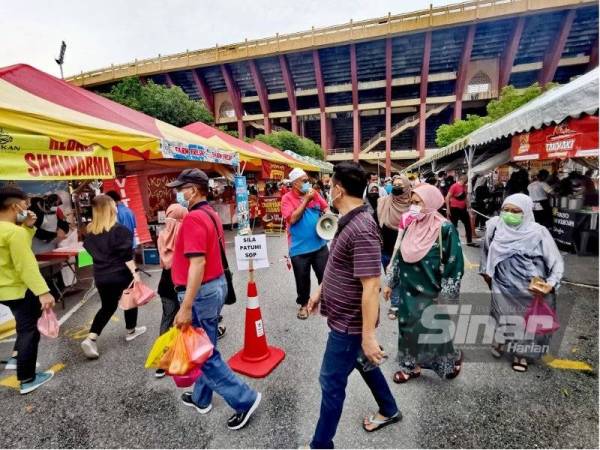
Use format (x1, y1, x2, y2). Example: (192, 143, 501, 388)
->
(316, 213, 339, 240)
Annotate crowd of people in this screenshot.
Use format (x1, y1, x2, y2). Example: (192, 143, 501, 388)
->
(0, 160, 567, 446)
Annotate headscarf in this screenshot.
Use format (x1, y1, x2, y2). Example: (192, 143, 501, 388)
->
(377, 175, 411, 229)
(400, 183, 447, 263)
(157, 204, 188, 269)
(483, 193, 544, 277)
(366, 182, 380, 210)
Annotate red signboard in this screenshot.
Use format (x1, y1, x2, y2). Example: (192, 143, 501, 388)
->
(261, 161, 289, 181)
(258, 195, 284, 234)
(103, 175, 152, 245)
(511, 115, 599, 161)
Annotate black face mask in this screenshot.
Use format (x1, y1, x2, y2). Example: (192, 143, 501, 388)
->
(391, 186, 404, 196)
(367, 193, 379, 200)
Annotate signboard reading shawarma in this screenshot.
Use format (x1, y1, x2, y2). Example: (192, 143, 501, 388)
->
(0, 129, 115, 180)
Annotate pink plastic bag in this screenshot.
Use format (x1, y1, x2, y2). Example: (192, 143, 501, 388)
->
(37, 309, 59, 338)
(172, 366, 202, 388)
(119, 281, 156, 310)
(525, 295, 560, 335)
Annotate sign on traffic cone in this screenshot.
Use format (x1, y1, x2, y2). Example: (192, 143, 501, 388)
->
(228, 279, 285, 378)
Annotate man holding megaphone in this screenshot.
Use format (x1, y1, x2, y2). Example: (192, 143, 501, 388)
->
(281, 168, 330, 321)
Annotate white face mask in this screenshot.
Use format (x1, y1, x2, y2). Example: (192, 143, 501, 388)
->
(408, 204, 423, 215)
(15, 206, 28, 223)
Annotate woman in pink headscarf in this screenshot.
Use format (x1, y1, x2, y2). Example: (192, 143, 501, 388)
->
(155, 203, 188, 378)
(383, 183, 465, 383)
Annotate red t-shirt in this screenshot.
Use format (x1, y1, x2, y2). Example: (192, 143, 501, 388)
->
(171, 202, 224, 287)
(448, 182, 468, 209)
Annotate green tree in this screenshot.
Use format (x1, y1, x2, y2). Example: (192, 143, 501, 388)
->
(435, 82, 557, 148)
(103, 77, 213, 127)
(255, 130, 324, 160)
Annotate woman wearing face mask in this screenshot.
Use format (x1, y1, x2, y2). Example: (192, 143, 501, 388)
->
(479, 193, 563, 372)
(0, 187, 56, 394)
(366, 183, 380, 215)
(383, 184, 465, 383)
(80, 195, 146, 359)
(376, 176, 412, 320)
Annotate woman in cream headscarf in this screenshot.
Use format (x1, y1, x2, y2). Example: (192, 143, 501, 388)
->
(383, 183, 465, 383)
(376, 175, 411, 320)
(480, 193, 563, 372)
(155, 203, 188, 378)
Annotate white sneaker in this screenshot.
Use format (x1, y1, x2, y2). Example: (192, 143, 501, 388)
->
(3, 358, 40, 370)
(125, 326, 147, 342)
(81, 338, 99, 359)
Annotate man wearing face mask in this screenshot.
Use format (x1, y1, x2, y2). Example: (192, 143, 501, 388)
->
(281, 168, 330, 320)
(167, 169, 261, 430)
(0, 187, 56, 395)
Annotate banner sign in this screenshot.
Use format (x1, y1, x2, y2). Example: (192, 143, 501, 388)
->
(0, 129, 115, 180)
(261, 161, 288, 180)
(147, 173, 178, 222)
(103, 175, 152, 245)
(161, 140, 238, 167)
(511, 116, 599, 161)
(234, 234, 269, 271)
(235, 175, 251, 235)
(258, 196, 284, 235)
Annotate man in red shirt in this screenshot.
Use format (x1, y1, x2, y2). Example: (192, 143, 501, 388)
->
(168, 169, 261, 431)
(445, 174, 476, 247)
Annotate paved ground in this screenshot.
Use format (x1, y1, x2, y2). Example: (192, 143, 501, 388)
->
(0, 229, 598, 448)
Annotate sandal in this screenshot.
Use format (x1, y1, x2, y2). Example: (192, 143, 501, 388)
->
(387, 308, 397, 320)
(393, 369, 421, 384)
(446, 350, 464, 380)
(491, 344, 504, 359)
(512, 357, 528, 372)
(297, 306, 309, 320)
(362, 411, 402, 432)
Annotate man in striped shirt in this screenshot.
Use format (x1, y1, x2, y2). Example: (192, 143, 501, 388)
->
(307, 162, 401, 449)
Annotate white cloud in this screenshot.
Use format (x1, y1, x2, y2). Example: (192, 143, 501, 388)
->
(2, 0, 451, 78)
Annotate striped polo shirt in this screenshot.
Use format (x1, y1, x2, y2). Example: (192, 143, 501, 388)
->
(320, 205, 382, 335)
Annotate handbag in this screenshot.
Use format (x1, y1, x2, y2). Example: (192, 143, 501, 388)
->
(37, 308, 60, 338)
(119, 280, 156, 310)
(198, 207, 237, 305)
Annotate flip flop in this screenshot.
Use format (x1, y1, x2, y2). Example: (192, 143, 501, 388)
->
(297, 307, 309, 320)
(362, 411, 402, 433)
(512, 357, 528, 372)
(393, 369, 421, 384)
(446, 350, 464, 380)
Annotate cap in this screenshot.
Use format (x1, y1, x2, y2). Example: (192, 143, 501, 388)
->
(166, 168, 209, 188)
(289, 168, 307, 183)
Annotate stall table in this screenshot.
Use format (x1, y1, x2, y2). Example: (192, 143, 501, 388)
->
(551, 208, 598, 255)
(36, 250, 81, 309)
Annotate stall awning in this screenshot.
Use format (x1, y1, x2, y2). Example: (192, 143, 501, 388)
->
(250, 141, 320, 172)
(403, 68, 600, 173)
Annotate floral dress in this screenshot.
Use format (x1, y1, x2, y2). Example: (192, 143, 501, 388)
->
(386, 221, 464, 377)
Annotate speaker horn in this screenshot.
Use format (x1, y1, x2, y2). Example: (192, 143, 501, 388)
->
(316, 213, 339, 240)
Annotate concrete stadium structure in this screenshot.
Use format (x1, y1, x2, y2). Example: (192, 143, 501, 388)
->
(69, 0, 598, 175)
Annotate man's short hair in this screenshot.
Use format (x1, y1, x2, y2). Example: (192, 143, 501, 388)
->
(333, 162, 367, 198)
(105, 190, 121, 202)
(0, 186, 27, 211)
(538, 169, 549, 180)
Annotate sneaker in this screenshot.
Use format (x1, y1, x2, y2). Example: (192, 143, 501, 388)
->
(20, 371, 54, 395)
(227, 392, 262, 430)
(217, 325, 227, 340)
(81, 338, 99, 359)
(155, 369, 166, 379)
(181, 392, 213, 414)
(125, 326, 147, 342)
(3, 358, 40, 370)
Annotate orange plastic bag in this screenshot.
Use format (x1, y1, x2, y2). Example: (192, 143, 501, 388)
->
(182, 327, 214, 367)
(167, 329, 194, 375)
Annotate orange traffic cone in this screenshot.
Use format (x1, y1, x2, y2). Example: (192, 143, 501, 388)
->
(228, 279, 285, 378)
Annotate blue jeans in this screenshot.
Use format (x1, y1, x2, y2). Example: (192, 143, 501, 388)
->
(311, 330, 399, 449)
(178, 276, 257, 413)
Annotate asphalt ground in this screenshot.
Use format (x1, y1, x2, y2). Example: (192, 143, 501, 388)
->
(0, 229, 598, 449)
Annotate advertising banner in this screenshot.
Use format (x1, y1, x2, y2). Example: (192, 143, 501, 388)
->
(147, 173, 179, 222)
(511, 116, 599, 161)
(161, 140, 238, 166)
(235, 175, 251, 235)
(103, 175, 152, 245)
(259, 196, 284, 235)
(0, 129, 115, 180)
(261, 161, 288, 180)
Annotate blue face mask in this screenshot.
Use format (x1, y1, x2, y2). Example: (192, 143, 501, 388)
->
(176, 191, 189, 208)
(301, 182, 311, 194)
(384, 184, 393, 194)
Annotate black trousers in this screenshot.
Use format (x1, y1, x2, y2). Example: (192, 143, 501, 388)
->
(160, 296, 179, 335)
(291, 245, 329, 307)
(533, 200, 553, 229)
(91, 276, 137, 335)
(1, 291, 42, 382)
(450, 207, 473, 243)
